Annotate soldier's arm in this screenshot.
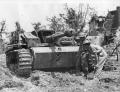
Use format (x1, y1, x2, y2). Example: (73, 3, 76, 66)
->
(91, 44, 107, 57)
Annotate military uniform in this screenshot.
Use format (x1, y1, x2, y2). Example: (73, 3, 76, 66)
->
(76, 40, 107, 79)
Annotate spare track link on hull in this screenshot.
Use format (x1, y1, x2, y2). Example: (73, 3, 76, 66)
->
(17, 49, 33, 76)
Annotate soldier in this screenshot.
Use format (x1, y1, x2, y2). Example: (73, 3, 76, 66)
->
(76, 39, 107, 79)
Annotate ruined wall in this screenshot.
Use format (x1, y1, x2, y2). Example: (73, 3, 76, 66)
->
(117, 7, 120, 27)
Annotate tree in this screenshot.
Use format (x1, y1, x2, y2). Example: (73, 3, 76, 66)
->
(32, 22, 41, 37)
(32, 22, 47, 42)
(47, 16, 66, 32)
(48, 4, 96, 34)
(0, 21, 7, 53)
(60, 4, 96, 32)
(0, 21, 6, 39)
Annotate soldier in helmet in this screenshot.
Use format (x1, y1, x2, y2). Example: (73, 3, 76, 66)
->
(76, 38, 107, 79)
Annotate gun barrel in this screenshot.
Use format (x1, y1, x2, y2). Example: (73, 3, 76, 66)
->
(46, 32, 65, 43)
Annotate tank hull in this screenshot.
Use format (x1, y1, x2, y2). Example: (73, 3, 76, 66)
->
(31, 46, 79, 70)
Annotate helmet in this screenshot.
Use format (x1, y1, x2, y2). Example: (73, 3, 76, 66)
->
(83, 39, 91, 45)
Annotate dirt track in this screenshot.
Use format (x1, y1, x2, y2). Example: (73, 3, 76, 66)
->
(0, 53, 120, 92)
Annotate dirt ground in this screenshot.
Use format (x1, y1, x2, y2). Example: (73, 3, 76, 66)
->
(0, 46, 120, 92)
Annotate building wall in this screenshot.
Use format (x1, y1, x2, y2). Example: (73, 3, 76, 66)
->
(117, 7, 120, 27)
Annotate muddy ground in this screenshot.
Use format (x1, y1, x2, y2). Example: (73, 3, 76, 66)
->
(0, 46, 120, 92)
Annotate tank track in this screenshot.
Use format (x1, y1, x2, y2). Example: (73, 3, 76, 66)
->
(16, 49, 33, 76)
(6, 49, 33, 77)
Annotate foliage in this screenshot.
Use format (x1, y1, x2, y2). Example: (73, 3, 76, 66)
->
(32, 22, 41, 31)
(48, 4, 97, 33)
(15, 22, 25, 33)
(32, 22, 47, 31)
(60, 4, 86, 31)
(47, 16, 66, 32)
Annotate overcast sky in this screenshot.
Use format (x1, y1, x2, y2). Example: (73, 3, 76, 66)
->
(0, 0, 120, 32)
